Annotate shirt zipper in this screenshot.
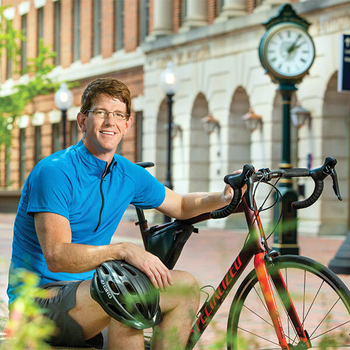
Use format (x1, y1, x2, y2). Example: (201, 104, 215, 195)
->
(94, 163, 109, 232)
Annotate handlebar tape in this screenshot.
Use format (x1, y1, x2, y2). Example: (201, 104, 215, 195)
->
(211, 164, 255, 219)
(291, 179, 324, 209)
(283, 168, 311, 178)
(210, 188, 242, 219)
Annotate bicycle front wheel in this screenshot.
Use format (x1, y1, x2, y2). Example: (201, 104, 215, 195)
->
(227, 255, 350, 349)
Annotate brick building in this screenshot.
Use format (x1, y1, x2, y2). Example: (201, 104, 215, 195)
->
(1, 0, 350, 238)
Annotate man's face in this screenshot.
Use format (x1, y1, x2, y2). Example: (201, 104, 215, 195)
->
(77, 94, 133, 162)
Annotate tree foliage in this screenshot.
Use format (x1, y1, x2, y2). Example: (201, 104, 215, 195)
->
(0, 6, 61, 148)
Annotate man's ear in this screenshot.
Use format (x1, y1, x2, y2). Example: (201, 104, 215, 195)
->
(77, 112, 86, 133)
(123, 116, 134, 136)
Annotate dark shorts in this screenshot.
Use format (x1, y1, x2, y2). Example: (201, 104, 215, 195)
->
(36, 281, 104, 349)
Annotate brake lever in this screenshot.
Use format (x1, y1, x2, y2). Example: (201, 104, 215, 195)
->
(246, 177, 255, 211)
(330, 168, 342, 201)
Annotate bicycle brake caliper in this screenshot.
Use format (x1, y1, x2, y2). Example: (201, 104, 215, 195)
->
(263, 250, 280, 265)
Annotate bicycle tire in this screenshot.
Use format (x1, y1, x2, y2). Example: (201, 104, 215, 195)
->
(227, 255, 350, 350)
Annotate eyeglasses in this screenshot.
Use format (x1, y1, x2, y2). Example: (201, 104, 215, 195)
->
(85, 109, 129, 121)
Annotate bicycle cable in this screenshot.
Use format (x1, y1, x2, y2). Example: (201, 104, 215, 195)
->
(250, 175, 284, 242)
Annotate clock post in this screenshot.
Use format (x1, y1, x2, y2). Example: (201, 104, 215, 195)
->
(258, 4, 315, 255)
(275, 83, 299, 255)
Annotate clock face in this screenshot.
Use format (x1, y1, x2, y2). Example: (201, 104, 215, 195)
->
(261, 23, 315, 80)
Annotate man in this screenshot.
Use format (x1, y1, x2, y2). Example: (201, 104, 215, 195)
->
(7, 77, 234, 349)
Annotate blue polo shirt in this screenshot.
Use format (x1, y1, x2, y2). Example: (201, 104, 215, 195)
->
(7, 140, 165, 304)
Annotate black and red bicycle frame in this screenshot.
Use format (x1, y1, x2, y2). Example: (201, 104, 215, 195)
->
(137, 195, 310, 350)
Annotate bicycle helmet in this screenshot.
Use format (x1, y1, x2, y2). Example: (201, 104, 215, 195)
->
(90, 260, 162, 329)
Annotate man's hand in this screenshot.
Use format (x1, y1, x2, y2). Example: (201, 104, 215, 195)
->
(118, 242, 173, 292)
(222, 169, 246, 204)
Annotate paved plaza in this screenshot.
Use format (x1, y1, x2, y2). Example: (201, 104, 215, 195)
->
(0, 212, 350, 349)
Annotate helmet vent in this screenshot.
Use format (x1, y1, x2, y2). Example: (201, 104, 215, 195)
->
(108, 303, 124, 318)
(124, 282, 137, 295)
(113, 265, 124, 277)
(101, 264, 109, 274)
(123, 264, 137, 276)
(136, 303, 145, 315)
(109, 281, 120, 294)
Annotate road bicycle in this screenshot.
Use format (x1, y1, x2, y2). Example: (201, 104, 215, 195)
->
(135, 157, 350, 349)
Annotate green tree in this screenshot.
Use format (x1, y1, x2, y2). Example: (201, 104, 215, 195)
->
(0, 6, 62, 148)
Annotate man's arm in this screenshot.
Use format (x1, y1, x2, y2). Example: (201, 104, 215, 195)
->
(156, 185, 234, 220)
(34, 212, 172, 290)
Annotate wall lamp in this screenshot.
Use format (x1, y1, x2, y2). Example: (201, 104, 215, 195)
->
(291, 103, 311, 128)
(164, 122, 182, 139)
(242, 108, 263, 132)
(201, 114, 220, 134)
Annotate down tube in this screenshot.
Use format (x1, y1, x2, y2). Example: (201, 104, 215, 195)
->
(186, 250, 253, 350)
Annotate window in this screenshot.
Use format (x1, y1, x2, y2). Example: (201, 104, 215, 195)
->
(217, 0, 224, 15)
(19, 129, 26, 187)
(181, 0, 187, 25)
(92, 0, 101, 57)
(70, 121, 79, 145)
(5, 146, 11, 187)
(116, 140, 122, 155)
(113, 0, 124, 51)
(21, 14, 27, 73)
(52, 123, 60, 153)
(136, 111, 143, 162)
(37, 7, 44, 56)
(34, 126, 42, 164)
(139, 0, 149, 44)
(54, 0, 61, 65)
(6, 49, 12, 80)
(73, 0, 81, 61)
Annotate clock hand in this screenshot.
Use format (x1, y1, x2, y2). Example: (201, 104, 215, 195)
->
(288, 34, 301, 54)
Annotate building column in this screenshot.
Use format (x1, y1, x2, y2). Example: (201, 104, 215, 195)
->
(219, 0, 247, 19)
(149, 0, 173, 39)
(181, 0, 208, 32)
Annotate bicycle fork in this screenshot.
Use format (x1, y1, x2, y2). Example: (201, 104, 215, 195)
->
(254, 252, 311, 350)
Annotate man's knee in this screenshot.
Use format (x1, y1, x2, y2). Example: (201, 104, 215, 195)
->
(166, 271, 200, 306)
(178, 271, 199, 297)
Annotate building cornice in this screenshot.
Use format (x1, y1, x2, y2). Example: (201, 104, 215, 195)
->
(48, 49, 146, 83)
(142, 0, 350, 53)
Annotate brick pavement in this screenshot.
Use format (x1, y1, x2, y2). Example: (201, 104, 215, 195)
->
(1, 212, 350, 349)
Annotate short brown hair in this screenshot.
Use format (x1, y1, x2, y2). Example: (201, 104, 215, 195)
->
(80, 77, 131, 117)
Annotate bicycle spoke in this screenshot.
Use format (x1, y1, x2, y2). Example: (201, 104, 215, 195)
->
(309, 297, 342, 338)
(253, 285, 270, 315)
(237, 326, 281, 347)
(307, 345, 350, 349)
(301, 279, 324, 327)
(242, 304, 274, 328)
(310, 319, 350, 341)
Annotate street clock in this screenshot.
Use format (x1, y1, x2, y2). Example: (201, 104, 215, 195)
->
(259, 5, 315, 84)
(258, 4, 317, 255)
